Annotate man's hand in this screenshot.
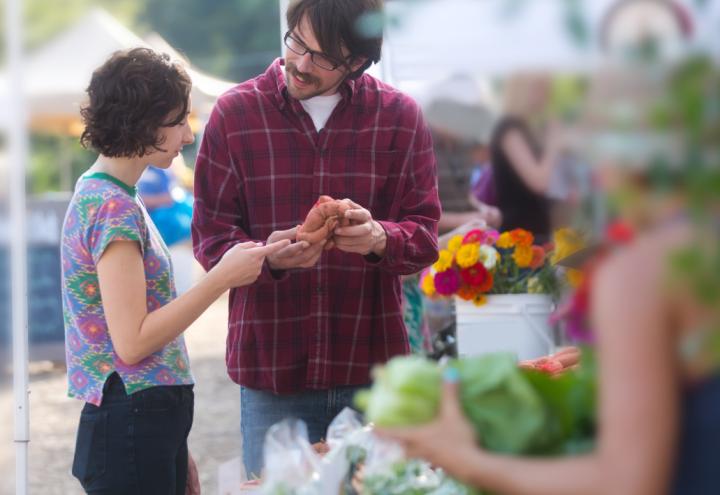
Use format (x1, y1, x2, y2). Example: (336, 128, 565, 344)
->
(266, 226, 327, 270)
(333, 199, 387, 257)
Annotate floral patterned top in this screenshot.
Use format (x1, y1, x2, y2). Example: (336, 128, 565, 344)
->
(61, 172, 193, 406)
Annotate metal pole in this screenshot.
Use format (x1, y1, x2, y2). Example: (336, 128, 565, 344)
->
(6, 0, 30, 492)
(279, 0, 289, 51)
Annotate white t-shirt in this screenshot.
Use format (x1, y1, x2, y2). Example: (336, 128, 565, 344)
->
(300, 93, 342, 132)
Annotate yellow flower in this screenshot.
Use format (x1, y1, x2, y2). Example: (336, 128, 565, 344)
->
(472, 294, 488, 306)
(551, 228, 584, 265)
(433, 249, 454, 272)
(421, 273, 436, 296)
(496, 232, 514, 249)
(456, 243, 479, 268)
(513, 245, 533, 268)
(566, 268, 584, 288)
(447, 235, 464, 254)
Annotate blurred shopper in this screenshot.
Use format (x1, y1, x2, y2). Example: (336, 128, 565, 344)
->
(424, 74, 502, 234)
(491, 73, 564, 244)
(61, 47, 288, 494)
(137, 158, 193, 248)
(379, 62, 720, 494)
(138, 156, 197, 294)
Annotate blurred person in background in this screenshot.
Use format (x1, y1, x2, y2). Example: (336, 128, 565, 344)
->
(491, 73, 565, 244)
(138, 155, 196, 294)
(191, 0, 440, 478)
(61, 47, 289, 494)
(423, 75, 502, 234)
(380, 60, 720, 495)
(137, 156, 194, 248)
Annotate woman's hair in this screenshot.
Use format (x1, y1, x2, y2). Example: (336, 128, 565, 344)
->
(286, 0, 383, 79)
(501, 72, 552, 120)
(80, 47, 192, 158)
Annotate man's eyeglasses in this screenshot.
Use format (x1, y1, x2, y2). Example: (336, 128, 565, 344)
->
(283, 31, 346, 71)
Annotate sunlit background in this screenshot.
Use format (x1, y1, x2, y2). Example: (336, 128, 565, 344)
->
(1, 0, 719, 493)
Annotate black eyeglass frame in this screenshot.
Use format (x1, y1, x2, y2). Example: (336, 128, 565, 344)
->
(283, 31, 350, 71)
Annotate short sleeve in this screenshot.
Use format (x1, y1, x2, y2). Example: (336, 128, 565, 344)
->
(88, 194, 145, 264)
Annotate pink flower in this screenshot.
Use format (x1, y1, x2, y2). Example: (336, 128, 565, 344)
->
(483, 229, 500, 245)
(434, 269, 461, 296)
(462, 229, 485, 244)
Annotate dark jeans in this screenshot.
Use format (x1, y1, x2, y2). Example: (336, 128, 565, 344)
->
(72, 373, 194, 494)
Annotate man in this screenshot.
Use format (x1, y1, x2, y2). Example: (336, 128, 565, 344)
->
(191, 0, 440, 476)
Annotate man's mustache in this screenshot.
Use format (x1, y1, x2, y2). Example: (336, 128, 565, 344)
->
(287, 63, 320, 86)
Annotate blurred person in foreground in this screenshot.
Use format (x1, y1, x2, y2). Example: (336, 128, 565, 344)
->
(61, 47, 288, 494)
(191, 0, 441, 478)
(379, 65, 720, 494)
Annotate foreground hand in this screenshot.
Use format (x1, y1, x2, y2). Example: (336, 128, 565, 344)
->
(266, 226, 327, 270)
(375, 372, 479, 480)
(186, 450, 201, 495)
(519, 346, 581, 375)
(333, 199, 387, 256)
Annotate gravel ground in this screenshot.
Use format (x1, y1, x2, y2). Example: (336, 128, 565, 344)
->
(0, 293, 243, 495)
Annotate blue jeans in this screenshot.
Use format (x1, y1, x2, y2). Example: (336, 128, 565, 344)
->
(72, 373, 194, 494)
(240, 385, 365, 478)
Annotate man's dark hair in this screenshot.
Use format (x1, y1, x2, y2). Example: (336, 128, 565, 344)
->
(80, 47, 192, 158)
(287, 0, 383, 79)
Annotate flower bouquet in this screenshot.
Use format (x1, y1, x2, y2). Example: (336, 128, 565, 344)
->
(420, 227, 561, 304)
(419, 226, 584, 360)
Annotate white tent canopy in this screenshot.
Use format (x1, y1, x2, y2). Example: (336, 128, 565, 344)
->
(0, 7, 233, 134)
(375, 0, 720, 100)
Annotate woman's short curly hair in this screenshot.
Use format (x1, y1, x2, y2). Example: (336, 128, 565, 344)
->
(80, 47, 192, 158)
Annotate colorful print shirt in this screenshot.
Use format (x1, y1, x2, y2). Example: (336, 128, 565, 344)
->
(61, 173, 193, 406)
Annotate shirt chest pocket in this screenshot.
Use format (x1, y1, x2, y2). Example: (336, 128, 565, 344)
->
(327, 149, 403, 213)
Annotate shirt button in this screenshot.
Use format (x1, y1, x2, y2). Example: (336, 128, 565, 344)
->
(316, 286, 324, 294)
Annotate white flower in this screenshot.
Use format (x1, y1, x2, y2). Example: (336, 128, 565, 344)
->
(478, 245, 498, 270)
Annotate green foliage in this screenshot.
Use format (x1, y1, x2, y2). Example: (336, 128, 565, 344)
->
(139, 0, 281, 82)
(362, 460, 478, 495)
(28, 134, 94, 194)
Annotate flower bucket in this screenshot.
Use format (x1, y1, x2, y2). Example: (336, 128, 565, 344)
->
(455, 294, 556, 360)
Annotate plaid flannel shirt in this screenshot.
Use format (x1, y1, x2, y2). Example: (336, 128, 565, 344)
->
(192, 59, 439, 393)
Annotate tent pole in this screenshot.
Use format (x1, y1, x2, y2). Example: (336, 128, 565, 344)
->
(6, 0, 30, 493)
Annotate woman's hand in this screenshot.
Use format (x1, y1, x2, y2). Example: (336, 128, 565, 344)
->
(213, 240, 291, 289)
(375, 371, 482, 482)
(185, 450, 201, 495)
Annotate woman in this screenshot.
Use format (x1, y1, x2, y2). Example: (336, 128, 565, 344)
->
(491, 74, 563, 244)
(61, 48, 289, 494)
(379, 179, 720, 494)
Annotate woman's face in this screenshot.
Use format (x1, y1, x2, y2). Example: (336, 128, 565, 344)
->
(144, 100, 195, 168)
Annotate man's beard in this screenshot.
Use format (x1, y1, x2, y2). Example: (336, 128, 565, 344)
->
(285, 62, 324, 98)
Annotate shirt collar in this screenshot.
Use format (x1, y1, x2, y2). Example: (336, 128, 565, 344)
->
(271, 58, 359, 111)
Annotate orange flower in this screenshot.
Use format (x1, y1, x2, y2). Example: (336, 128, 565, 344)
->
(472, 294, 488, 306)
(513, 245, 533, 268)
(478, 271, 494, 292)
(509, 229, 534, 247)
(456, 285, 477, 301)
(529, 246, 546, 269)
